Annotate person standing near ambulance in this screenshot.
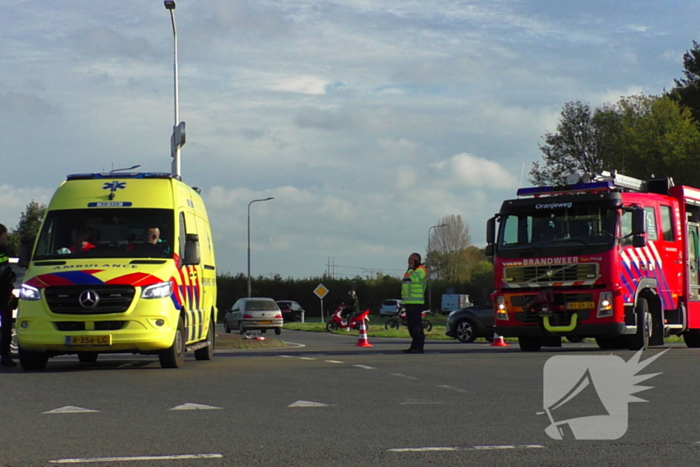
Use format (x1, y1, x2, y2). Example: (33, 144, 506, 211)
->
(402, 252, 427, 354)
(0, 223, 17, 367)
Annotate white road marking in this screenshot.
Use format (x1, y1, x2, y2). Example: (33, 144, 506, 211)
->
(353, 364, 376, 370)
(278, 355, 293, 358)
(43, 406, 98, 414)
(388, 445, 545, 452)
(288, 400, 331, 408)
(437, 384, 468, 393)
(400, 399, 444, 405)
(325, 360, 344, 364)
(390, 373, 418, 380)
(299, 357, 316, 360)
(49, 453, 223, 464)
(169, 403, 221, 411)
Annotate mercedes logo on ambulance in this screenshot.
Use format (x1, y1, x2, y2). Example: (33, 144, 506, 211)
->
(79, 290, 100, 308)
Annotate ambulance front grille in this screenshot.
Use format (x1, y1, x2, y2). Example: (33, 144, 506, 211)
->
(45, 285, 135, 315)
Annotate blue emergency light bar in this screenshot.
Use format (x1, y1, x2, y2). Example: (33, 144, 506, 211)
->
(516, 181, 613, 197)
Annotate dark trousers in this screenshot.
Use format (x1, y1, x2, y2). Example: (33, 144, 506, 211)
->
(0, 304, 12, 358)
(405, 304, 425, 350)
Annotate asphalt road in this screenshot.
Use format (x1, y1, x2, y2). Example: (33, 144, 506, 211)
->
(1, 329, 698, 467)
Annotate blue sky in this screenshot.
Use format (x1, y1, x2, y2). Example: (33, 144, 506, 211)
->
(1, 0, 698, 278)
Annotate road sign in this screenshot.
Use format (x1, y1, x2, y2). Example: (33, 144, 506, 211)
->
(314, 283, 329, 299)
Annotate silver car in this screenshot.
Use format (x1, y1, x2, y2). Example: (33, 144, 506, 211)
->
(224, 298, 283, 335)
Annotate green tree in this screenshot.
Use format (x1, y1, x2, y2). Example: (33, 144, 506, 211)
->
(530, 95, 700, 186)
(670, 40, 700, 123)
(7, 200, 46, 256)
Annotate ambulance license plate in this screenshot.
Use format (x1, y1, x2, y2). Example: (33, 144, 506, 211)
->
(66, 335, 112, 346)
(566, 302, 595, 310)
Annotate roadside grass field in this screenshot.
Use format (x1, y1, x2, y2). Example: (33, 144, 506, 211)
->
(284, 314, 454, 340)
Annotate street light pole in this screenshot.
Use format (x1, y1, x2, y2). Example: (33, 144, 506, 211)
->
(247, 197, 274, 297)
(427, 223, 447, 313)
(164, 1, 184, 177)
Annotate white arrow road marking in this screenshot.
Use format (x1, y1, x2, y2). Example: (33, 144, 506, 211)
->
(388, 445, 545, 452)
(49, 453, 223, 464)
(288, 400, 331, 408)
(353, 364, 376, 370)
(169, 403, 221, 411)
(43, 406, 99, 414)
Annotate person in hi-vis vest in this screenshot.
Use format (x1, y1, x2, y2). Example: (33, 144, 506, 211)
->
(401, 252, 427, 354)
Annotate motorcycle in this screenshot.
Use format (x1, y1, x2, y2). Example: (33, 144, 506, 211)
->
(384, 306, 433, 331)
(326, 306, 371, 332)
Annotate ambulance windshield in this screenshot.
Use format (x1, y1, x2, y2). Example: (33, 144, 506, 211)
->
(33, 209, 174, 260)
(497, 205, 616, 253)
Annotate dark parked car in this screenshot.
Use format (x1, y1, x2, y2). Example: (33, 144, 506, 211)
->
(276, 300, 306, 322)
(445, 301, 494, 343)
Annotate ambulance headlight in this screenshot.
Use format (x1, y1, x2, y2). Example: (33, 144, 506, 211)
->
(141, 281, 173, 299)
(20, 284, 41, 301)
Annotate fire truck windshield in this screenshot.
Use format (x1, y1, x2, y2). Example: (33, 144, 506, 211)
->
(497, 205, 617, 255)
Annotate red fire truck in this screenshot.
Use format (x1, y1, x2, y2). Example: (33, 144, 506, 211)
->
(485, 171, 700, 351)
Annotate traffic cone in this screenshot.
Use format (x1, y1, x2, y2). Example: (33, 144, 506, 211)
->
(490, 332, 509, 347)
(355, 320, 373, 347)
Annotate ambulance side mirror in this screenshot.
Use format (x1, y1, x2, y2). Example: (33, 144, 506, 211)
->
(18, 237, 33, 268)
(183, 233, 200, 266)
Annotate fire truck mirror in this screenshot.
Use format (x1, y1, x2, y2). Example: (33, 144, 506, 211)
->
(633, 235, 647, 248)
(485, 244, 494, 257)
(632, 207, 646, 235)
(486, 217, 496, 245)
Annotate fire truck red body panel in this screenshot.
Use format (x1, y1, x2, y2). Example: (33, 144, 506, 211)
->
(488, 173, 700, 350)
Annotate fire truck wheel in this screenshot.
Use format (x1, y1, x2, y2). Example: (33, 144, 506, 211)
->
(595, 336, 626, 350)
(566, 336, 584, 343)
(684, 330, 700, 348)
(627, 298, 651, 351)
(518, 336, 542, 352)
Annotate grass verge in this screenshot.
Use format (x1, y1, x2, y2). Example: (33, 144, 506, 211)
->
(215, 332, 286, 350)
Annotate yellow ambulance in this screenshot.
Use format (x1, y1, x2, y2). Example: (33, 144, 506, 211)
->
(17, 172, 217, 369)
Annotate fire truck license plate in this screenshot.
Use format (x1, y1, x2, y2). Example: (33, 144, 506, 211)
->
(66, 335, 112, 346)
(566, 302, 595, 310)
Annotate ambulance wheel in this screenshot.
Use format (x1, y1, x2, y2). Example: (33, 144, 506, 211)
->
(518, 336, 542, 352)
(195, 318, 215, 361)
(627, 298, 651, 351)
(159, 317, 185, 368)
(18, 348, 49, 370)
(78, 352, 98, 363)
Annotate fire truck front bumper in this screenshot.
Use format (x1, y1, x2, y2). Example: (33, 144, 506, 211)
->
(495, 322, 626, 338)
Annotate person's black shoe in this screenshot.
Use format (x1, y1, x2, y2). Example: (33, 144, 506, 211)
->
(403, 348, 424, 354)
(1, 358, 18, 367)
(402, 348, 414, 353)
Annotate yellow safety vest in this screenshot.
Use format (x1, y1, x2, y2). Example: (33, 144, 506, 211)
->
(401, 265, 427, 304)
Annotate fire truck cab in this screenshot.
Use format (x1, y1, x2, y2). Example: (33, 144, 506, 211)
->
(486, 171, 700, 351)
